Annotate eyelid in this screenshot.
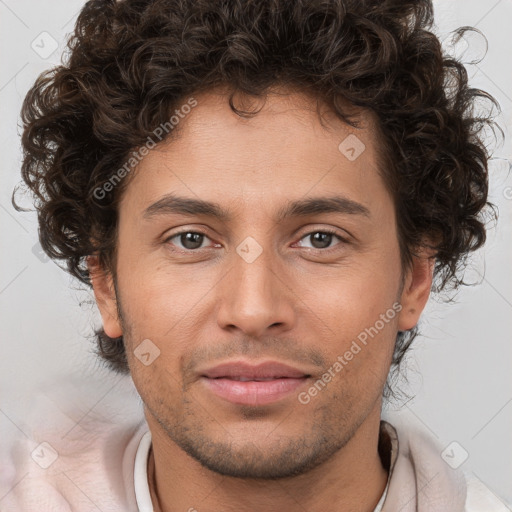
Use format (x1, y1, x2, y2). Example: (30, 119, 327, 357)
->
(164, 228, 216, 250)
(293, 228, 349, 251)
(163, 226, 351, 252)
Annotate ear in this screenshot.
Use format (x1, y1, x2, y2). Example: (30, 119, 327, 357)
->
(397, 250, 436, 331)
(87, 255, 123, 338)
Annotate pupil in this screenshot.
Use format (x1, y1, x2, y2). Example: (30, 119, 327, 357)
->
(179, 233, 332, 250)
(182, 232, 203, 249)
(312, 232, 331, 249)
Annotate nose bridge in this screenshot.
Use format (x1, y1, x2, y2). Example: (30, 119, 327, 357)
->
(232, 235, 278, 312)
(216, 234, 293, 335)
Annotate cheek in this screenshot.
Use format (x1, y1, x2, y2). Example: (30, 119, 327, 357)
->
(115, 240, 197, 321)
(310, 257, 400, 332)
(312, 312, 397, 411)
(301, 255, 400, 384)
(116, 264, 222, 381)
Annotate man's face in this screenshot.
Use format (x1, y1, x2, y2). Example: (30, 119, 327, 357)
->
(93, 88, 429, 478)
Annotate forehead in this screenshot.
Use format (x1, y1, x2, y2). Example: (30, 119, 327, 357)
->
(175, 86, 379, 154)
(119, 87, 388, 219)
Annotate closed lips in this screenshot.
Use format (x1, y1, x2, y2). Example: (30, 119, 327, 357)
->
(216, 376, 306, 381)
(200, 361, 312, 380)
(199, 361, 313, 406)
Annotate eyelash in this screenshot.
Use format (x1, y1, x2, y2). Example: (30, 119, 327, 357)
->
(164, 228, 348, 253)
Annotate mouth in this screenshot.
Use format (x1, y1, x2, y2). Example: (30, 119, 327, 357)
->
(200, 376, 310, 406)
(199, 360, 312, 406)
(215, 376, 304, 381)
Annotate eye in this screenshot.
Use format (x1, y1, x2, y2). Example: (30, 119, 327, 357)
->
(164, 229, 348, 253)
(165, 231, 214, 251)
(295, 230, 347, 250)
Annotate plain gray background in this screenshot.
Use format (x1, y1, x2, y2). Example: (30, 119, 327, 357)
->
(1, 0, 511, 507)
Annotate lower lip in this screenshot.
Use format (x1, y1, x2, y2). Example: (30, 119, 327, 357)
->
(201, 377, 308, 406)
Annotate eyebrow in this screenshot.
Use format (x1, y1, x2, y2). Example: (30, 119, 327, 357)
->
(143, 192, 371, 222)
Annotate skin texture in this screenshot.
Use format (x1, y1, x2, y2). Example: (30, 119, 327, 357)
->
(90, 88, 434, 512)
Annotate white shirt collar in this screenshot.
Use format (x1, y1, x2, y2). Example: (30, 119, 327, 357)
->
(133, 427, 393, 512)
(134, 431, 154, 512)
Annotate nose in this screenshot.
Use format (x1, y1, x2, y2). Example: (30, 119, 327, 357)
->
(216, 239, 295, 338)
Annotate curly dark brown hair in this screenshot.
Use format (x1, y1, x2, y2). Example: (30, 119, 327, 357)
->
(13, 0, 499, 383)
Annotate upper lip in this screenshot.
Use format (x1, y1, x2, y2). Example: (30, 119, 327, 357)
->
(200, 360, 312, 379)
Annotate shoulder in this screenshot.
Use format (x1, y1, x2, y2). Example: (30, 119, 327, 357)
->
(380, 416, 511, 512)
(464, 474, 512, 512)
(0, 375, 148, 511)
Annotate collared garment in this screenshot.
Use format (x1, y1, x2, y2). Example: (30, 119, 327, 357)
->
(132, 421, 510, 512)
(1, 390, 509, 511)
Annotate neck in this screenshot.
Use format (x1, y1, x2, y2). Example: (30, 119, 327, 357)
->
(146, 405, 388, 512)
